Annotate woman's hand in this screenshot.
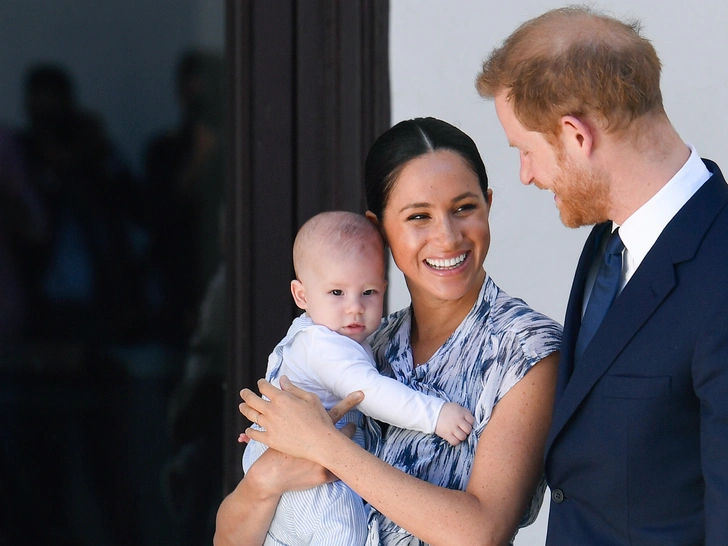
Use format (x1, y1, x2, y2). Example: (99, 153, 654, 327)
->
(244, 446, 339, 496)
(242, 382, 364, 493)
(214, 383, 365, 546)
(240, 376, 364, 463)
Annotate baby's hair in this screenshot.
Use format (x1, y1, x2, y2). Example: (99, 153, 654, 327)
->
(293, 211, 384, 281)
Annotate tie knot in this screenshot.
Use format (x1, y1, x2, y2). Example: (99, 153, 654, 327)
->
(606, 228, 624, 257)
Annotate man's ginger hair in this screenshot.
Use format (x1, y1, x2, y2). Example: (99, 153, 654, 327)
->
(476, 5, 665, 139)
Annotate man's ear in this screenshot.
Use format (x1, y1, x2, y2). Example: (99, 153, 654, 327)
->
(560, 115, 594, 157)
(290, 279, 307, 310)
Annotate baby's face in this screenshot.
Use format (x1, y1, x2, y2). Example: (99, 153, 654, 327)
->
(300, 249, 385, 343)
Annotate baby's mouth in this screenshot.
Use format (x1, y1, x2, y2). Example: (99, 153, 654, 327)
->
(344, 323, 365, 331)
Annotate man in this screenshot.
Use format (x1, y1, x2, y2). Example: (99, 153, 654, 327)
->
(477, 6, 728, 545)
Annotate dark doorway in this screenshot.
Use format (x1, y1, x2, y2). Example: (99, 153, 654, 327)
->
(0, 2, 226, 544)
(0, 1, 389, 544)
(223, 0, 391, 491)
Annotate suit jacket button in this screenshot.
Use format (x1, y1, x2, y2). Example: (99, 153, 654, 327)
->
(551, 488, 565, 503)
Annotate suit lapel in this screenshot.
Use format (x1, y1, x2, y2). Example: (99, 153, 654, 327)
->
(547, 160, 728, 453)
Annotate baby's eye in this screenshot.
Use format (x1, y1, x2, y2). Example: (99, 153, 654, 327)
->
(330, 289, 343, 296)
(363, 289, 376, 296)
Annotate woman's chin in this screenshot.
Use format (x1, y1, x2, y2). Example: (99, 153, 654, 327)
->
(422, 269, 483, 302)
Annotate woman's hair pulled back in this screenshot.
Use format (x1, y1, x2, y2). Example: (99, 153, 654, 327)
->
(365, 117, 488, 220)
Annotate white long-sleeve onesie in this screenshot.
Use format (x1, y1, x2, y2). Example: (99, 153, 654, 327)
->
(242, 314, 446, 546)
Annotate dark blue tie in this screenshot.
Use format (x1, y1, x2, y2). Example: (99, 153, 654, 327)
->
(575, 228, 624, 360)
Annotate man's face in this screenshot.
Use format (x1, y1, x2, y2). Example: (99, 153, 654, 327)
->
(494, 92, 610, 227)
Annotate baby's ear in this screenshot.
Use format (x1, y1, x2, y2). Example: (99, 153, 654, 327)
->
(290, 279, 308, 310)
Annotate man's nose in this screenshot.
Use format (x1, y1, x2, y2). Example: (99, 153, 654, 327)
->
(520, 152, 533, 185)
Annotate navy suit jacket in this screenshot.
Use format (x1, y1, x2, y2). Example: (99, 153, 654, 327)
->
(544, 159, 728, 545)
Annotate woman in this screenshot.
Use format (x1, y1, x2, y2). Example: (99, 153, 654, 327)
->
(215, 118, 562, 545)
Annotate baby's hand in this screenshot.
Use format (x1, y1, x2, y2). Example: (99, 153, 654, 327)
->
(435, 402, 474, 446)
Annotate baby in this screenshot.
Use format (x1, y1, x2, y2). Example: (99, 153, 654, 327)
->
(242, 210, 474, 545)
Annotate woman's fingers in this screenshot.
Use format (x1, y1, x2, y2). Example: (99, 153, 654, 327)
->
(328, 390, 364, 424)
(273, 375, 364, 423)
(241, 377, 363, 425)
(257, 378, 283, 399)
(239, 386, 271, 426)
(275, 375, 321, 404)
(236, 375, 362, 460)
(238, 402, 258, 425)
(240, 387, 266, 410)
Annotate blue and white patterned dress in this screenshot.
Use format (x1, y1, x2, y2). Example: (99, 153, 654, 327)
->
(364, 275, 562, 545)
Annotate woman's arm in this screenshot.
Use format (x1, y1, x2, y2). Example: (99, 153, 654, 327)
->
(214, 391, 364, 546)
(242, 352, 559, 546)
(213, 452, 281, 546)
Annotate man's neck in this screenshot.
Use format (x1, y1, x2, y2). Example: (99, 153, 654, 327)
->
(604, 121, 690, 225)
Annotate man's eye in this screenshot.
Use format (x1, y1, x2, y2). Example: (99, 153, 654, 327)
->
(330, 290, 343, 296)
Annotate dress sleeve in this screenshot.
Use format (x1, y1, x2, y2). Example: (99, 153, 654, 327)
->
(305, 328, 444, 434)
(495, 311, 562, 406)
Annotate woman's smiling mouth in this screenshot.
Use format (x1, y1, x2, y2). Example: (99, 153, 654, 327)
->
(424, 252, 468, 270)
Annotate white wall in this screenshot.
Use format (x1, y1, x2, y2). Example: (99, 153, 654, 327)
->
(389, 2, 728, 544)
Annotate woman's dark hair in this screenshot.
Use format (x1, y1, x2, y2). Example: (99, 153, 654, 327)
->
(364, 117, 489, 220)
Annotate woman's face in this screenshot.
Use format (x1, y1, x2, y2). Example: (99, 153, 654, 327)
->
(380, 149, 492, 306)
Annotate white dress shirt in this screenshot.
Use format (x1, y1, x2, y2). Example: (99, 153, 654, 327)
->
(583, 144, 711, 313)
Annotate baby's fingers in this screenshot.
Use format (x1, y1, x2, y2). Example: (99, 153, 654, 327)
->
(445, 431, 463, 446)
(460, 419, 473, 436)
(454, 426, 469, 441)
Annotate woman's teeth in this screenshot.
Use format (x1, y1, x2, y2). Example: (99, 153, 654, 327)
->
(425, 252, 467, 269)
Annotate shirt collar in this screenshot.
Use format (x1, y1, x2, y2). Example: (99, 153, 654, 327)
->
(616, 144, 710, 267)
